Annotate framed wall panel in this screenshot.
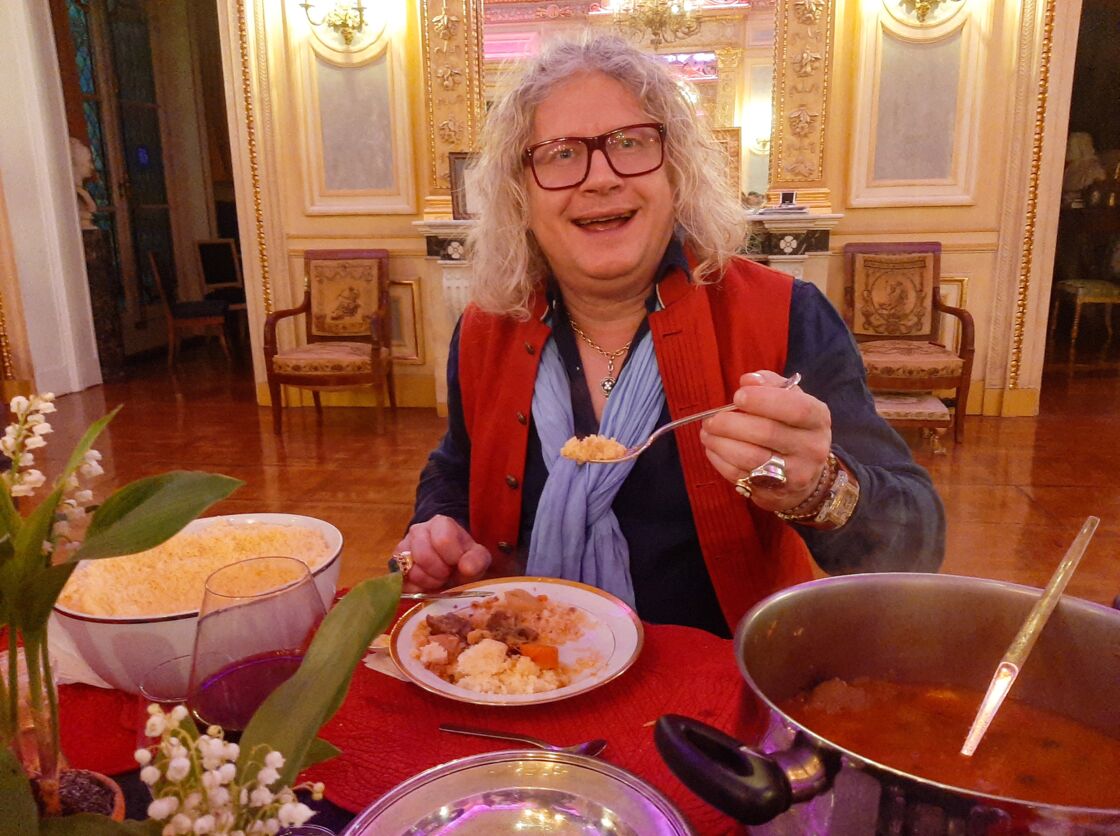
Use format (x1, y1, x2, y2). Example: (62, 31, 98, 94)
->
(849, 5, 989, 207)
(290, 11, 415, 215)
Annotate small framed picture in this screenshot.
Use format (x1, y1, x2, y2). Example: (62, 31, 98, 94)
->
(388, 279, 424, 364)
(449, 152, 480, 220)
(780, 190, 797, 206)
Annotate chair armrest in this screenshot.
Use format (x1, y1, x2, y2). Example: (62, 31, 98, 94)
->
(935, 291, 975, 357)
(264, 291, 310, 358)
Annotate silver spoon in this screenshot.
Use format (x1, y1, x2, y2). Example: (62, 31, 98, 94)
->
(400, 590, 494, 600)
(439, 723, 608, 757)
(582, 372, 801, 464)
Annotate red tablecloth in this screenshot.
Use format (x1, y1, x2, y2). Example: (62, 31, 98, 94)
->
(57, 623, 761, 835)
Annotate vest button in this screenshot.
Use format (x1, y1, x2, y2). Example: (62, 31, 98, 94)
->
(516, 411, 527, 425)
(524, 342, 536, 355)
(505, 474, 519, 489)
(497, 541, 513, 554)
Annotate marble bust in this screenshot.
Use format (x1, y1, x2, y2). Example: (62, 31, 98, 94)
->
(69, 137, 98, 230)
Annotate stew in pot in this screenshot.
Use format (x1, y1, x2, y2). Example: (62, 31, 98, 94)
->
(779, 678, 1120, 809)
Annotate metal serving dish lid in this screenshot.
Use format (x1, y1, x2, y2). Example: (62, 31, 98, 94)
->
(340, 750, 693, 835)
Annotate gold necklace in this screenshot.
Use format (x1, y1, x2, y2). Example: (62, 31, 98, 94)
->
(568, 317, 632, 397)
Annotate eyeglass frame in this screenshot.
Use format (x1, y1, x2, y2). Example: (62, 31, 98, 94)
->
(523, 122, 667, 191)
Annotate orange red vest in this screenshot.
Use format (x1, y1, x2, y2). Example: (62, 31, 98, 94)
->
(458, 257, 814, 630)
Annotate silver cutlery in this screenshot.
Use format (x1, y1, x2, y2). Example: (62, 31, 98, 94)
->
(584, 372, 802, 463)
(439, 723, 608, 757)
(400, 590, 494, 600)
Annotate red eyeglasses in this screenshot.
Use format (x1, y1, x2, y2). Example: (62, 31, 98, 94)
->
(524, 123, 666, 190)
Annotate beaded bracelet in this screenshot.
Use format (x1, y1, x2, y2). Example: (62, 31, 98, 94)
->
(775, 452, 839, 522)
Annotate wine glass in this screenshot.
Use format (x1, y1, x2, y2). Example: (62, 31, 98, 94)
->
(187, 556, 325, 737)
(136, 653, 193, 750)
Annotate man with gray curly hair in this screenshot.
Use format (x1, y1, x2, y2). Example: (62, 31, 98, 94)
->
(397, 35, 943, 636)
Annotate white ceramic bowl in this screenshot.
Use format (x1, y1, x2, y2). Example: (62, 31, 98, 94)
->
(51, 513, 343, 694)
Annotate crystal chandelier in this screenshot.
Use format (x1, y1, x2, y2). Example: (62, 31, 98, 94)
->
(611, 0, 702, 49)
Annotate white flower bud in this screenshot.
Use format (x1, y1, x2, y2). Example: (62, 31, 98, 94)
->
(23, 435, 45, 450)
(265, 821, 280, 835)
(170, 813, 193, 833)
(145, 714, 167, 737)
(192, 814, 215, 833)
(170, 704, 189, 724)
(278, 802, 314, 826)
(218, 763, 237, 784)
(134, 748, 152, 766)
(264, 751, 285, 769)
(224, 742, 240, 761)
(257, 766, 279, 786)
(167, 756, 191, 782)
(148, 796, 179, 820)
(207, 786, 230, 808)
(31, 422, 52, 435)
(140, 765, 162, 785)
(249, 785, 274, 807)
(10, 396, 29, 415)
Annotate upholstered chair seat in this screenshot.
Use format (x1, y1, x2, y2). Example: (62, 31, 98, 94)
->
(271, 341, 389, 375)
(858, 340, 965, 379)
(1048, 278, 1120, 366)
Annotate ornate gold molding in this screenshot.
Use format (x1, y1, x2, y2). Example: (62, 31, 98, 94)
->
(769, 0, 833, 208)
(1009, 0, 1055, 389)
(420, 0, 484, 208)
(713, 47, 742, 128)
(236, 0, 273, 314)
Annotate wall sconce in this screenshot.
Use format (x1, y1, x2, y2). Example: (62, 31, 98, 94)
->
(889, 0, 965, 25)
(300, 1, 366, 46)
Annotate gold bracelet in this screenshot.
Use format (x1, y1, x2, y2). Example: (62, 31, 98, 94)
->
(775, 453, 838, 522)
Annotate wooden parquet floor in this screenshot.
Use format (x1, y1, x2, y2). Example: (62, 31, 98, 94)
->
(37, 344, 1120, 610)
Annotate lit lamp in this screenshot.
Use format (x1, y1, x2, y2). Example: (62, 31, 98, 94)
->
(891, 0, 965, 25)
(300, 1, 366, 46)
(609, 0, 701, 49)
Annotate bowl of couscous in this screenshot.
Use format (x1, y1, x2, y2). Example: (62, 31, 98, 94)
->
(51, 513, 342, 694)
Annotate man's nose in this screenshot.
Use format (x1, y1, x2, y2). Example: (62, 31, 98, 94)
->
(581, 148, 622, 189)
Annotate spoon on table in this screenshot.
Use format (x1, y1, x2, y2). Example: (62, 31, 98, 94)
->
(960, 515, 1099, 757)
(582, 372, 801, 464)
(439, 723, 608, 757)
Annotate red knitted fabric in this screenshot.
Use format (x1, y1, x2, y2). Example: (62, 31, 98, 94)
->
(302, 623, 759, 835)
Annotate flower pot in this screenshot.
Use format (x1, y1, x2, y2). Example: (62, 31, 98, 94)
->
(36, 768, 125, 821)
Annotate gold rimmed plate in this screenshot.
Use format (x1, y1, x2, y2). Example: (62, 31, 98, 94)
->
(389, 577, 644, 706)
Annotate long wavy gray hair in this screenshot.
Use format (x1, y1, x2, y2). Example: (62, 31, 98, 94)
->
(466, 35, 746, 319)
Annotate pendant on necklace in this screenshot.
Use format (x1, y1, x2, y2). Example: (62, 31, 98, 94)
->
(600, 377, 616, 397)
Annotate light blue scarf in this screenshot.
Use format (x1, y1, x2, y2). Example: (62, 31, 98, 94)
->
(525, 322, 666, 607)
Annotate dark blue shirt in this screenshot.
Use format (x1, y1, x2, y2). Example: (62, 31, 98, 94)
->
(412, 246, 945, 636)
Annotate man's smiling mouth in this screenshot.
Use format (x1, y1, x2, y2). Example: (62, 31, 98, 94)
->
(572, 211, 636, 229)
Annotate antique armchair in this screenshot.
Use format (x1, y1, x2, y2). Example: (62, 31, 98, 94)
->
(148, 252, 230, 367)
(264, 249, 396, 434)
(842, 242, 975, 444)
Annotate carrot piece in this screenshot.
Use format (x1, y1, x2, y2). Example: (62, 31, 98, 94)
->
(519, 642, 560, 670)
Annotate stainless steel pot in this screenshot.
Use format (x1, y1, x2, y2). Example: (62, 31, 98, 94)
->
(656, 573, 1120, 835)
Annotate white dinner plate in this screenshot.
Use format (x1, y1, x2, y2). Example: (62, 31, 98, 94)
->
(389, 577, 643, 706)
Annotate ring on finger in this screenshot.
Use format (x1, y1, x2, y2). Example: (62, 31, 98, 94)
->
(746, 453, 788, 490)
(388, 550, 414, 578)
(734, 476, 753, 499)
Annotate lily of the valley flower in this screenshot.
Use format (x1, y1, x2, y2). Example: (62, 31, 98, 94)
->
(138, 704, 323, 835)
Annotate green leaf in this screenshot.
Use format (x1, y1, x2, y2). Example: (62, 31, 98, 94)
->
(0, 748, 38, 836)
(38, 816, 160, 836)
(8, 488, 64, 630)
(238, 573, 402, 786)
(303, 736, 342, 770)
(18, 564, 77, 634)
(0, 489, 20, 548)
(74, 472, 242, 562)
